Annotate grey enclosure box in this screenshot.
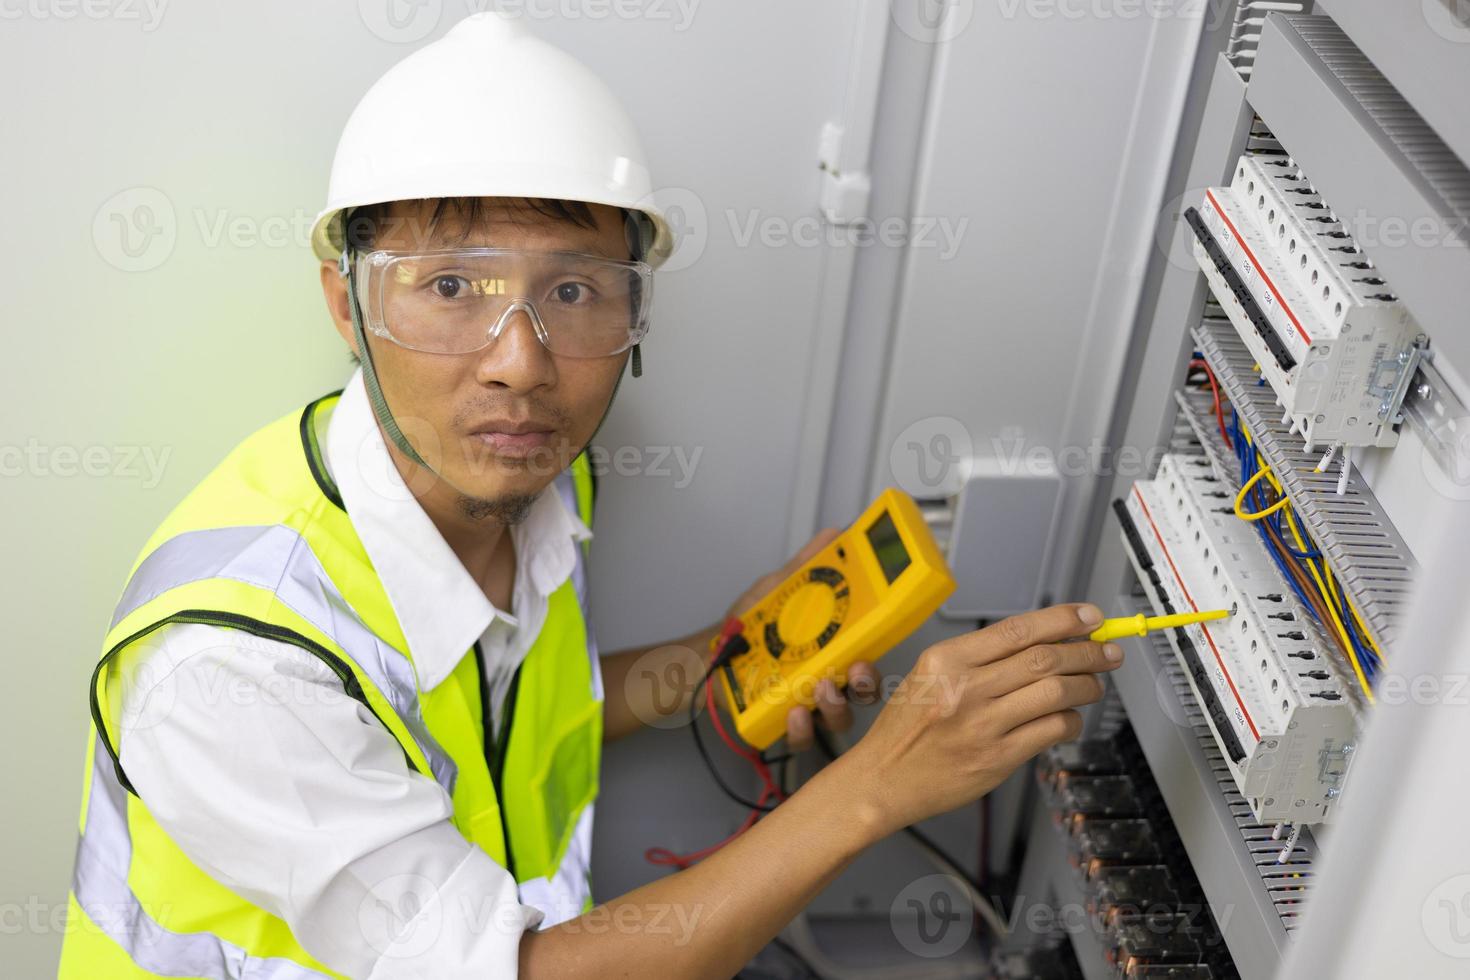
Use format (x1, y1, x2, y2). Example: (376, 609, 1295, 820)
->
(941, 459, 1064, 619)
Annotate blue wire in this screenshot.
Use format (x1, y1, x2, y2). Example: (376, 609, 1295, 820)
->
(1330, 569, 1380, 679)
(1224, 406, 1376, 688)
(1227, 410, 1322, 624)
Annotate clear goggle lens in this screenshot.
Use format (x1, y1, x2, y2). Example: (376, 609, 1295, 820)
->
(357, 249, 652, 357)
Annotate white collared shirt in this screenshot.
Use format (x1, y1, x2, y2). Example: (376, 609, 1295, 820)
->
(115, 370, 593, 978)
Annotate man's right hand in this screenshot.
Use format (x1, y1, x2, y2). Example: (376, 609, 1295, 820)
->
(522, 603, 1122, 979)
(841, 603, 1121, 835)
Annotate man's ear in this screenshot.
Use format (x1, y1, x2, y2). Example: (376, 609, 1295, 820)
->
(319, 259, 359, 357)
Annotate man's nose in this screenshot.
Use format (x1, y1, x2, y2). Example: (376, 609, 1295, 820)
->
(475, 303, 558, 392)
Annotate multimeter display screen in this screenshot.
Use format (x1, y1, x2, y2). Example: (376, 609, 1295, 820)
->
(866, 511, 911, 584)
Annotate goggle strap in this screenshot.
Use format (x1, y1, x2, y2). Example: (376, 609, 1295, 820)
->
(346, 256, 429, 469)
(631, 343, 643, 379)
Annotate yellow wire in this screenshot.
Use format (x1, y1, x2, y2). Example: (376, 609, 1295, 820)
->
(1234, 466, 1290, 521)
(1349, 603, 1382, 658)
(1234, 421, 1378, 698)
(1321, 558, 1385, 660)
(1282, 506, 1376, 703)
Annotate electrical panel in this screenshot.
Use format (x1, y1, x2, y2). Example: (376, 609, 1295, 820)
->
(1115, 453, 1357, 824)
(1007, 8, 1469, 979)
(1187, 154, 1424, 451)
(1022, 727, 1239, 980)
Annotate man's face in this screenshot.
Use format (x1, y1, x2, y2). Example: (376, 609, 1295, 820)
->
(322, 198, 632, 512)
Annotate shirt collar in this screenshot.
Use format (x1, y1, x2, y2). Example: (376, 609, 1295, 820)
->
(322, 369, 591, 690)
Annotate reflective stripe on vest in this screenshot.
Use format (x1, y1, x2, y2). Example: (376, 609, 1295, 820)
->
(108, 522, 458, 797)
(519, 803, 596, 928)
(555, 472, 602, 703)
(64, 393, 601, 977)
(73, 736, 331, 979)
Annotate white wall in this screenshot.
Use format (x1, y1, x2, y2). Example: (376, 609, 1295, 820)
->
(0, 0, 1209, 973)
(0, 2, 863, 973)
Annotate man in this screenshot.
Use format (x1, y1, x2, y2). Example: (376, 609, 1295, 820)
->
(61, 12, 1120, 978)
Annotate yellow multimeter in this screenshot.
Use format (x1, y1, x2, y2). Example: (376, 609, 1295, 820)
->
(715, 488, 956, 750)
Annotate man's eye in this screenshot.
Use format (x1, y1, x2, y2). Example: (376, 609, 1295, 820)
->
(553, 282, 592, 304)
(432, 275, 469, 299)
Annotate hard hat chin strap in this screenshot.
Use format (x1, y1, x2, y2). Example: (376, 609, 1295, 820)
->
(344, 256, 429, 468)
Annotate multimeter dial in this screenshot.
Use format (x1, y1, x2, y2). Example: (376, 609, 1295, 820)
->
(718, 490, 955, 750)
(759, 565, 851, 662)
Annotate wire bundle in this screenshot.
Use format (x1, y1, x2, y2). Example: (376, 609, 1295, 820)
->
(1188, 359, 1383, 702)
(644, 622, 790, 869)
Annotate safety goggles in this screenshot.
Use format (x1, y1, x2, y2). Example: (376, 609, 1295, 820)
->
(352, 248, 653, 358)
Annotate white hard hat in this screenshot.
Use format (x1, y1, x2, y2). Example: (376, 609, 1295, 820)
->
(310, 11, 673, 267)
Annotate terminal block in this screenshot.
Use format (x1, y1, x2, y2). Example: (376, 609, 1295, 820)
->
(1105, 913, 1203, 977)
(1053, 776, 1144, 834)
(1121, 967, 1215, 980)
(990, 941, 1085, 980)
(1088, 865, 1182, 926)
(1186, 153, 1424, 449)
(1069, 818, 1163, 876)
(1037, 740, 1124, 791)
(1116, 453, 1358, 823)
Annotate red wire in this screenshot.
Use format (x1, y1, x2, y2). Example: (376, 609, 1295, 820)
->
(644, 791, 770, 869)
(644, 631, 786, 869)
(1190, 357, 1229, 444)
(704, 677, 786, 802)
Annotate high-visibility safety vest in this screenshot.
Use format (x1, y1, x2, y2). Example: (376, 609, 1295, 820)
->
(60, 391, 603, 979)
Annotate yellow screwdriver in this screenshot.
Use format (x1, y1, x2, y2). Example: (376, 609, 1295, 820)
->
(1088, 609, 1231, 643)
